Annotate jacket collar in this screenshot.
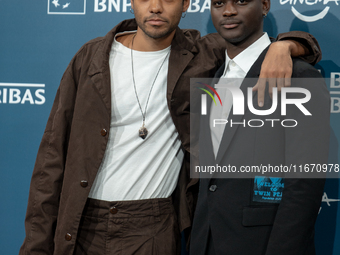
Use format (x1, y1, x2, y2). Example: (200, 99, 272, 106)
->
(88, 19, 198, 77)
(87, 18, 199, 118)
(88, 19, 138, 77)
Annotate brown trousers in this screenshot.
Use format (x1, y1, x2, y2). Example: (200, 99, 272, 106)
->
(74, 197, 180, 255)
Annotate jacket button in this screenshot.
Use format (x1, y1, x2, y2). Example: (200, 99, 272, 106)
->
(80, 180, 88, 188)
(209, 185, 217, 192)
(101, 129, 107, 136)
(65, 233, 72, 241)
(110, 206, 118, 214)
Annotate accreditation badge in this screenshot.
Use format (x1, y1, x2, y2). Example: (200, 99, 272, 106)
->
(253, 176, 284, 203)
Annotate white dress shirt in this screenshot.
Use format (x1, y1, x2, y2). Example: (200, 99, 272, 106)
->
(210, 33, 271, 157)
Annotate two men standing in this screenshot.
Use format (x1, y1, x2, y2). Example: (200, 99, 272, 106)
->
(20, 0, 325, 254)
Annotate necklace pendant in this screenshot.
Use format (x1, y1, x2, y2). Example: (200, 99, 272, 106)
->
(139, 126, 148, 139)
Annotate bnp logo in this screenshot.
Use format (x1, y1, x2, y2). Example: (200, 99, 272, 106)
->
(48, 0, 86, 15)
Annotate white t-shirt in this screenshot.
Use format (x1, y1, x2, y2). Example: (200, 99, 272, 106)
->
(88, 32, 184, 201)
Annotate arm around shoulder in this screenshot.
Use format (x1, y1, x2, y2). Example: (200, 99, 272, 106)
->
(276, 31, 322, 65)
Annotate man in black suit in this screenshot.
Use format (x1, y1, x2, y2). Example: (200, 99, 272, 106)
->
(190, 0, 330, 254)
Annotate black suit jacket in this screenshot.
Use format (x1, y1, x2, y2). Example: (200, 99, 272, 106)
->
(190, 47, 330, 255)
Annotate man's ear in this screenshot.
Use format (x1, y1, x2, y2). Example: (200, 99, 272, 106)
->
(131, 0, 134, 10)
(182, 0, 190, 13)
(262, 0, 270, 15)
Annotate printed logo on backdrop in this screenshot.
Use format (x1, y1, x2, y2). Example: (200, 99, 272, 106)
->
(319, 192, 340, 214)
(94, 0, 210, 13)
(48, 0, 86, 15)
(48, 0, 210, 14)
(330, 73, 340, 113)
(0, 83, 46, 105)
(279, 0, 339, 22)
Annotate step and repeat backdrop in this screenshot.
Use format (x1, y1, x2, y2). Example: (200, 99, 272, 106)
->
(1, 1, 339, 254)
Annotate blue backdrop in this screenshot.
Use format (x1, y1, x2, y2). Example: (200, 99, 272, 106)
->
(1, 0, 339, 254)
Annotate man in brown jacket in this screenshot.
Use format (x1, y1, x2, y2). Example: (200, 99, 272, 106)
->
(19, 0, 321, 254)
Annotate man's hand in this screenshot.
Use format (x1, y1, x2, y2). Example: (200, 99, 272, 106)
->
(253, 40, 308, 107)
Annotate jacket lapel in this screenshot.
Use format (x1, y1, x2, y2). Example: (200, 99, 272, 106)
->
(167, 27, 197, 104)
(87, 19, 139, 113)
(199, 64, 225, 166)
(88, 48, 112, 113)
(215, 46, 270, 164)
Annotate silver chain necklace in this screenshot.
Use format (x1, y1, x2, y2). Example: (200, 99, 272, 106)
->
(130, 34, 170, 139)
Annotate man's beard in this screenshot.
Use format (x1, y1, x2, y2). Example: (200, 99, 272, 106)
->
(135, 14, 178, 40)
